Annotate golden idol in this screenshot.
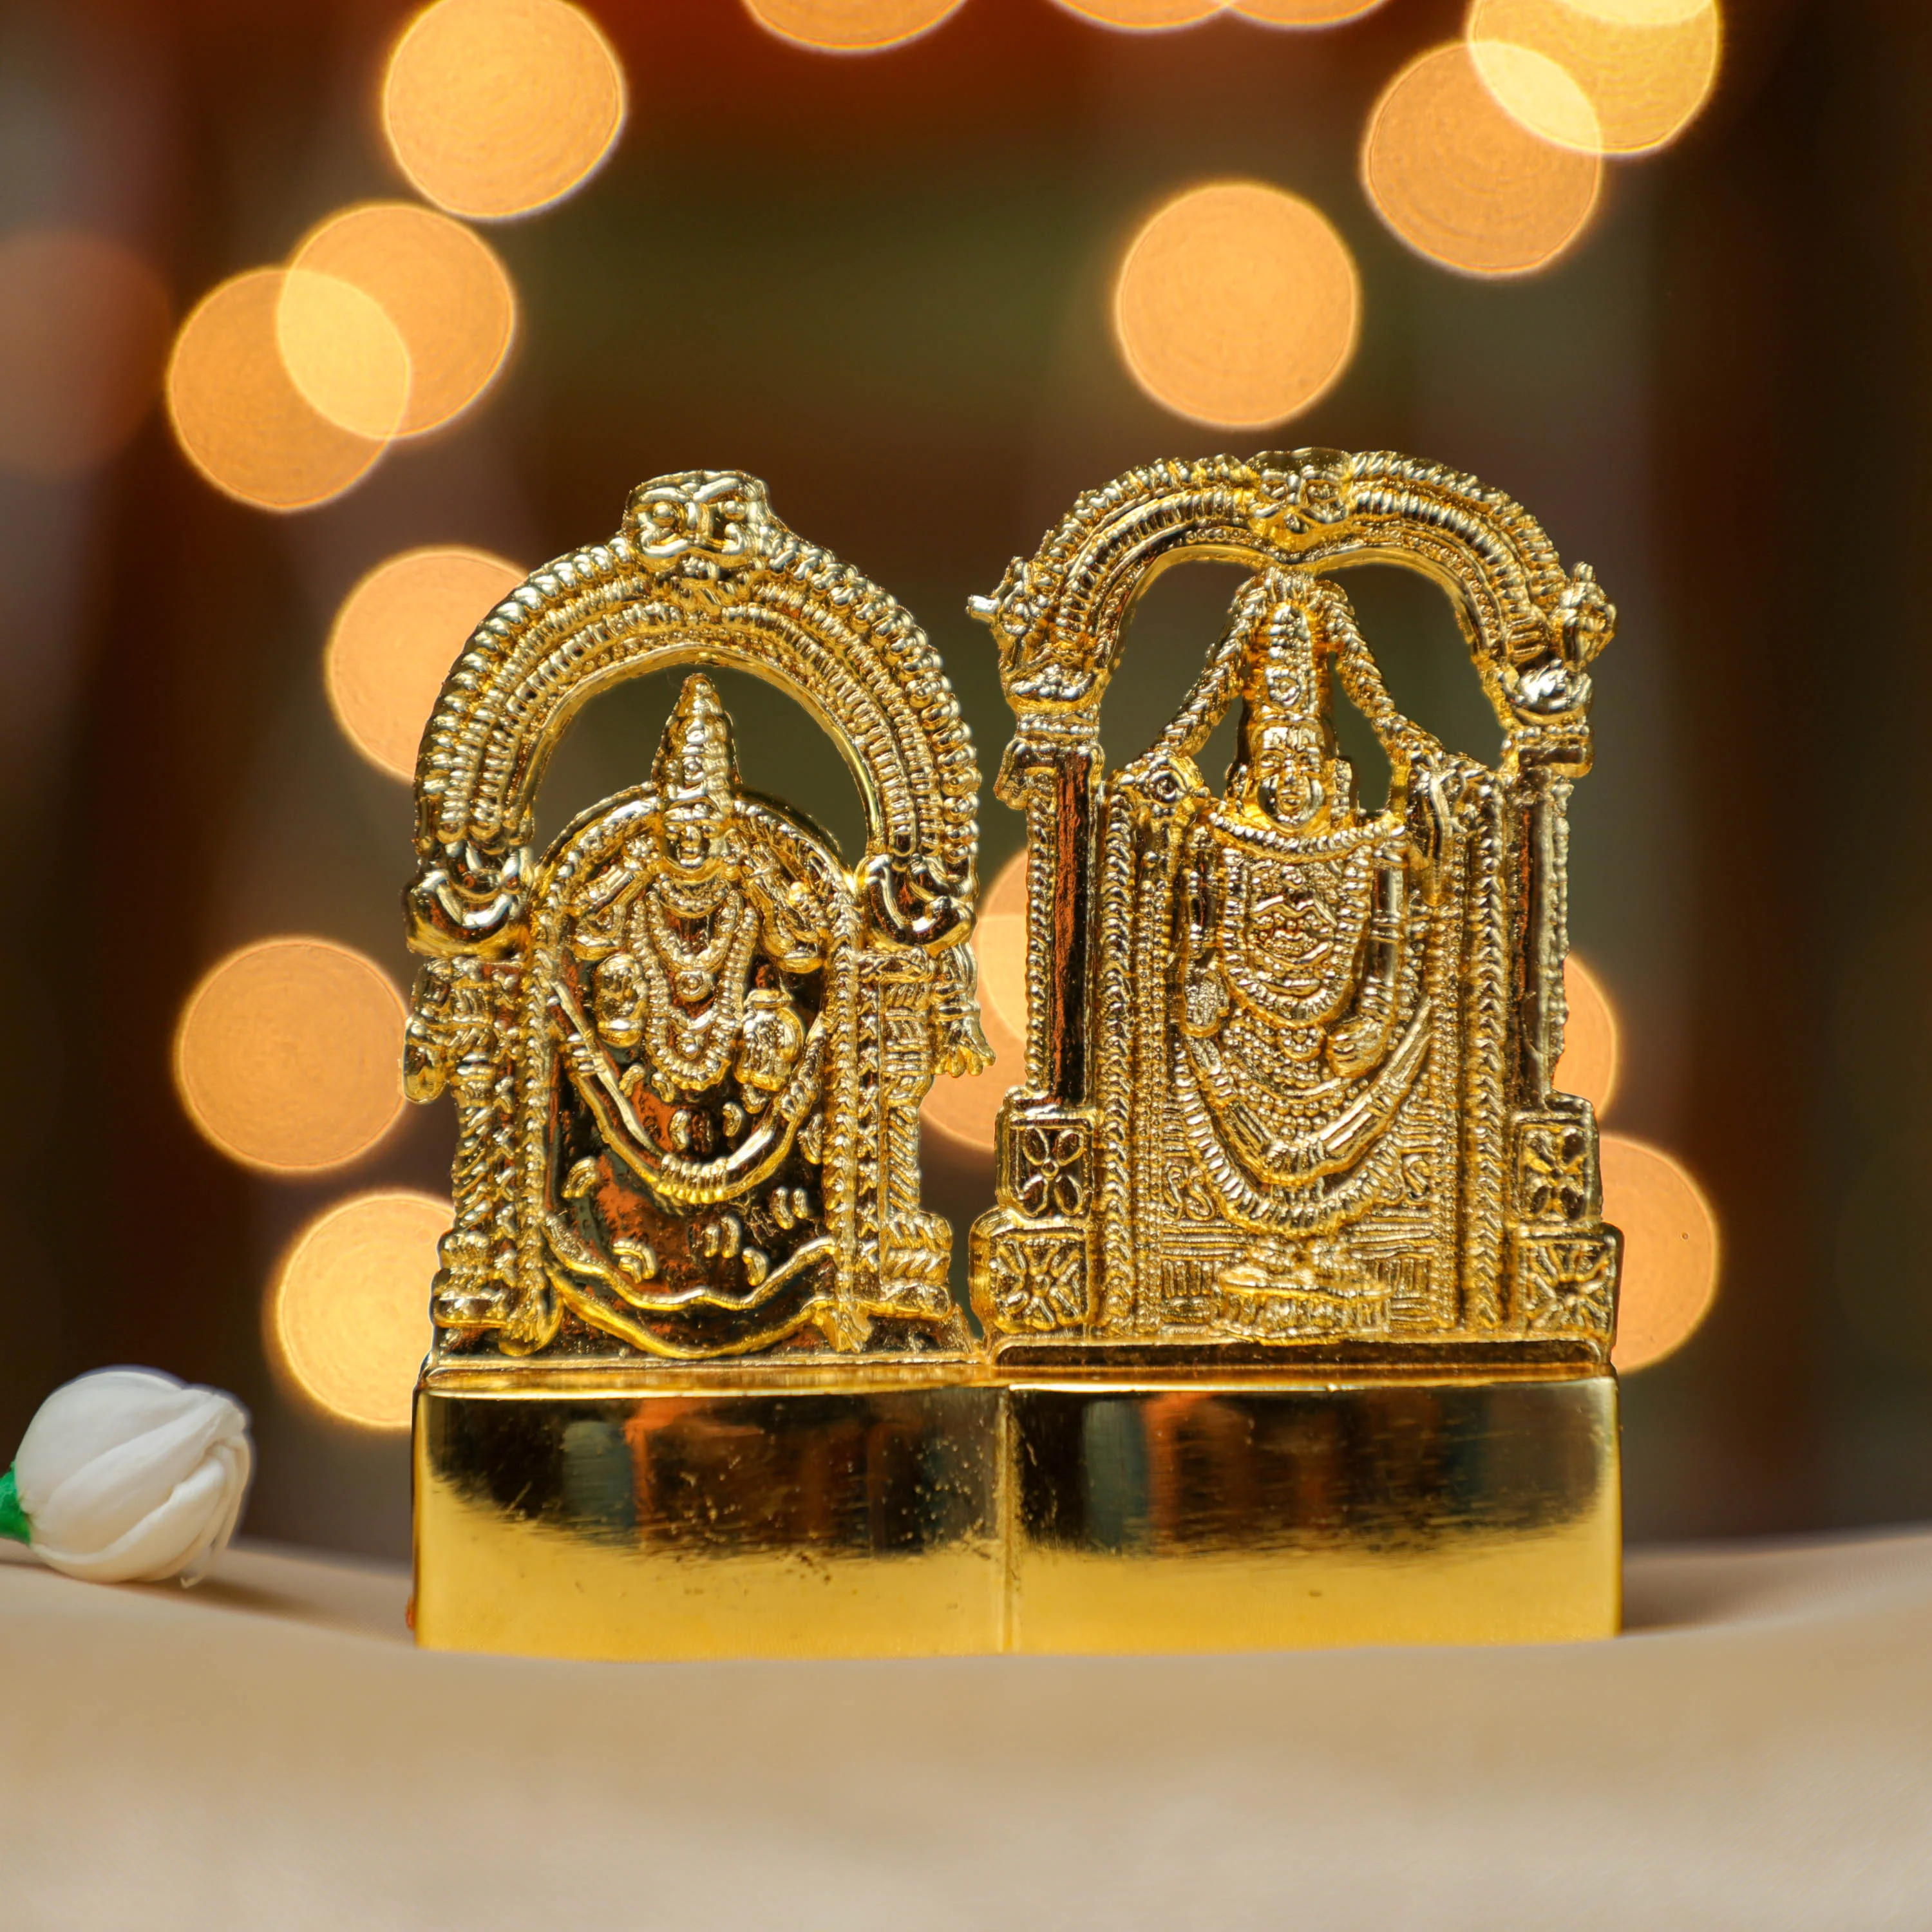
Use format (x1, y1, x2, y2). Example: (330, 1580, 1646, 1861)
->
(406, 471, 1003, 1659)
(972, 449, 1622, 1649)
(404, 452, 1623, 1660)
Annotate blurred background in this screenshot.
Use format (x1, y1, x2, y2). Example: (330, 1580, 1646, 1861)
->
(0, 0, 1903, 1562)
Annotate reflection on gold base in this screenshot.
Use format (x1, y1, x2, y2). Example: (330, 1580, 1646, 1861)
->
(414, 1370, 1618, 1659)
(413, 1367, 1005, 1662)
(1004, 1372, 1620, 1653)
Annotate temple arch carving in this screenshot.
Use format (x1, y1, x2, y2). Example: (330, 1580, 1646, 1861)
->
(968, 450, 1621, 1363)
(403, 473, 989, 1361)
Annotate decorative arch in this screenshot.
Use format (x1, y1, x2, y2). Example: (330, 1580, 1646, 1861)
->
(972, 446, 1615, 1186)
(972, 447, 1614, 775)
(402, 472, 990, 1365)
(969, 450, 1622, 1365)
(408, 471, 981, 956)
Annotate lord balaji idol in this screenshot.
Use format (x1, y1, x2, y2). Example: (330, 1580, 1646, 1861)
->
(404, 472, 1004, 1660)
(970, 450, 1624, 1649)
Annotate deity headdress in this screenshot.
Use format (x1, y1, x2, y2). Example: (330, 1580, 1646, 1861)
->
(651, 672, 741, 807)
(1225, 573, 1350, 832)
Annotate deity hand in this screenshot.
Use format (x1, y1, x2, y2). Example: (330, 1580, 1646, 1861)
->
(402, 1010, 448, 1104)
(402, 962, 453, 1103)
(741, 839, 828, 972)
(736, 989, 806, 1098)
(552, 991, 616, 1097)
(592, 952, 645, 1048)
(931, 945, 993, 1079)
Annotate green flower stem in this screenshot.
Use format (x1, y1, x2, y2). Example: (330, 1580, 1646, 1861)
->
(0, 1466, 31, 1546)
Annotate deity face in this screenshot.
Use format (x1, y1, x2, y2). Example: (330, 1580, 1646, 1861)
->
(652, 674, 742, 879)
(1248, 719, 1330, 831)
(1235, 654, 1349, 834)
(663, 788, 730, 875)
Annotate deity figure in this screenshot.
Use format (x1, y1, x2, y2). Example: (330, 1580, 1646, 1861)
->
(973, 495, 1624, 1354)
(533, 672, 963, 1357)
(1160, 573, 1468, 1334)
(405, 472, 987, 1368)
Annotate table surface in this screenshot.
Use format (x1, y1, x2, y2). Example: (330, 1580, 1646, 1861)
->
(2, 1528, 1928, 1931)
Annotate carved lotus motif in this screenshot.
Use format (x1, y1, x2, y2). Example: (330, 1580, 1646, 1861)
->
(1017, 1124, 1086, 1218)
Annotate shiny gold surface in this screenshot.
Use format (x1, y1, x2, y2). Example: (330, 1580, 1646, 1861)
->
(969, 450, 1622, 1372)
(1005, 1373, 1620, 1651)
(407, 471, 1000, 1652)
(408, 451, 1627, 1658)
(402, 470, 988, 1365)
(415, 1370, 1617, 1656)
(415, 1372, 1003, 1660)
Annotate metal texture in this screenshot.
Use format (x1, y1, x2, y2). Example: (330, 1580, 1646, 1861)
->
(402, 471, 990, 1366)
(1003, 1372, 1620, 1651)
(414, 1371, 1616, 1656)
(415, 1370, 1005, 1660)
(968, 449, 1623, 1368)
(406, 453, 1627, 1658)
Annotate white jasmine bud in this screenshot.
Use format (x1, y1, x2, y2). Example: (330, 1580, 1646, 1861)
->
(5, 1368, 252, 1586)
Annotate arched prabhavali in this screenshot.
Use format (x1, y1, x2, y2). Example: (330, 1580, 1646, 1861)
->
(402, 473, 989, 1362)
(972, 447, 1615, 1106)
(409, 471, 981, 958)
(974, 447, 1612, 762)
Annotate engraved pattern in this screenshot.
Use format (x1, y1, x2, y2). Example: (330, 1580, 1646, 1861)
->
(1016, 1122, 1088, 1218)
(977, 1226, 1090, 1333)
(406, 475, 987, 1364)
(969, 451, 1620, 1362)
(1515, 1230, 1620, 1341)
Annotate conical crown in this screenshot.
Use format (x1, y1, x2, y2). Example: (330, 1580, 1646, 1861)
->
(1227, 571, 1349, 829)
(651, 673, 741, 803)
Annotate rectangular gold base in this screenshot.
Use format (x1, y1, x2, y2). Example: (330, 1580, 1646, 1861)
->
(1003, 1374, 1621, 1652)
(414, 1369, 1618, 1659)
(413, 1368, 1005, 1662)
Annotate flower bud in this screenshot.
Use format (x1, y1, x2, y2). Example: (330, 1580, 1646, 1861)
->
(11, 1368, 252, 1585)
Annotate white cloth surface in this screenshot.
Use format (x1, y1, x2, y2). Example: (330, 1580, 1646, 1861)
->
(1, 1529, 1928, 1931)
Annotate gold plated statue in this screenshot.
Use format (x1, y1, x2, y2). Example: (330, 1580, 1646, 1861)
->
(969, 449, 1624, 1651)
(406, 473, 1005, 1660)
(403, 471, 987, 1370)
(406, 452, 1624, 1661)
(971, 450, 1619, 1363)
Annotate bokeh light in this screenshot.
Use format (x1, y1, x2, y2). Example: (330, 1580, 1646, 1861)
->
(381, 0, 627, 220)
(268, 1189, 445, 1430)
(327, 547, 526, 781)
(1235, 1, 1387, 23)
(290, 203, 516, 436)
(1603, 1132, 1720, 1372)
(1054, 0, 1227, 26)
(275, 269, 413, 442)
(0, 230, 171, 478)
(744, 0, 967, 51)
(1363, 42, 1602, 277)
(1555, 951, 1620, 1117)
(924, 850, 1027, 1155)
(166, 270, 387, 509)
(1465, 39, 1603, 152)
(1467, 0, 1721, 155)
(174, 938, 408, 1173)
(1113, 180, 1359, 428)
(1565, 0, 1709, 20)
